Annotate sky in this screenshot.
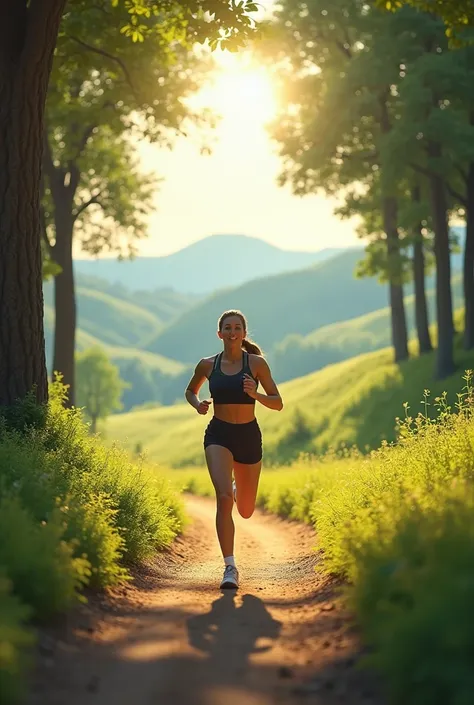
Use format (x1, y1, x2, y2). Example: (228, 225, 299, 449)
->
(133, 52, 360, 258)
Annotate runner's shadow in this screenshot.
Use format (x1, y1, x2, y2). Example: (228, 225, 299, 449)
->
(187, 592, 282, 675)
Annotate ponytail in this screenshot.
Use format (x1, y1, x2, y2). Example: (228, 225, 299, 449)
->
(242, 338, 263, 356)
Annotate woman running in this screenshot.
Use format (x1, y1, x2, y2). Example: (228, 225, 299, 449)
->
(185, 310, 283, 590)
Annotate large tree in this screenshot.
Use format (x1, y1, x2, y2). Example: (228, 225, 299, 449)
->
(43, 4, 211, 406)
(380, 20, 474, 375)
(0, 0, 256, 408)
(265, 0, 412, 362)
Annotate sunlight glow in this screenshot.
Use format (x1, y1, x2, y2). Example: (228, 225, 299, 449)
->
(194, 51, 279, 126)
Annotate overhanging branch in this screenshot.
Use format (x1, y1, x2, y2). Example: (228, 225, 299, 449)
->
(67, 34, 138, 100)
(73, 191, 104, 221)
(73, 123, 97, 162)
(410, 161, 467, 206)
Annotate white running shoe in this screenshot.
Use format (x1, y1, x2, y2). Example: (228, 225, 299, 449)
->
(220, 564, 239, 589)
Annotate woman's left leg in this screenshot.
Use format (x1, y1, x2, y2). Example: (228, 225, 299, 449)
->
(233, 461, 262, 519)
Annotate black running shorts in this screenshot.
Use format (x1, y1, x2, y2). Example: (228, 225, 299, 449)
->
(204, 417, 262, 465)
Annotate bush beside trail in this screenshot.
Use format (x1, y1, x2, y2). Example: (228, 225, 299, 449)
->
(177, 373, 474, 704)
(0, 381, 184, 704)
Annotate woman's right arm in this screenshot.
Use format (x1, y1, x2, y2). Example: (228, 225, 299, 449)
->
(185, 359, 213, 415)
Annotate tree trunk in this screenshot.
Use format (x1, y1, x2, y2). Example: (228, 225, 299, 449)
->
(383, 196, 409, 362)
(90, 415, 97, 434)
(464, 162, 474, 349)
(52, 205, 77, 407)
(412, 186, 432, 354)
(428, 143, 455, 379)
(0, 0, 66, 407)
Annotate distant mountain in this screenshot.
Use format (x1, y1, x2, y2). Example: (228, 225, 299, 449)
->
(145, 249, 398, 363)
(73, 234, 345, 294)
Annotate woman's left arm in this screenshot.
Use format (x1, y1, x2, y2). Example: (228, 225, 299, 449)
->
(243, 358, 283, 411)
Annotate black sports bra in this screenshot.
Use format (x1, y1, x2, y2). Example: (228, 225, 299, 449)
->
(208, 352, 258, 405)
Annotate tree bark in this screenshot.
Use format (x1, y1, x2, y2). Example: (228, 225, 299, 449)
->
(44, 140, 80, 408)
(412, 186, 432, 354)
(428, 142, 455, 379)
(382, 196, 409, 363)
(51, 203, 77, 407)
(0, 0, 66, 407)
(464, 161, 474, 349)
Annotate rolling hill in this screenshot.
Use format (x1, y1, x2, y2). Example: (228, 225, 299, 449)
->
(144, 248, 421, 363)
(43, 305, 185, 374)
(73, 273, 196, 323)
(272, 274, 464, 382)
(105, 309, 474, 467)
(74, 234, 343, 294)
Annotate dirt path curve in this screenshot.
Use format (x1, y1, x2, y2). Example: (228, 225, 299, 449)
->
(29, 496, 384, 705)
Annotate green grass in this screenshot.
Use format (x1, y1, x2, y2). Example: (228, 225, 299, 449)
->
(44, 304, 186, 378)
(0, 381, 184, 704)
(72, 287, 163, 348)
(272, 275, 463, 382)
(168, 372, 474, 705)
(305, 274, 462, 352)
(106, 309, 474, 466)
(103, 346, 187, 375)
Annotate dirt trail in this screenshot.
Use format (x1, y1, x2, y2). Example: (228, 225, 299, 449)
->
(29, 496, 384, 705)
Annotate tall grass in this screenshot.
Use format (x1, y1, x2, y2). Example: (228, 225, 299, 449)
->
(177, 373, 474, 704)
(0, 380, 184, 704)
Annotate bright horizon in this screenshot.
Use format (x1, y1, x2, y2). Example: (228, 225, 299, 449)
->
(74, 41, 361, 260)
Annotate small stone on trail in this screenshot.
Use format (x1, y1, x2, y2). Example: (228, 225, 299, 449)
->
(278, 666, 294, 679)
(321, 603, 335, 612)
(293, 680, 322, 695)
(87, 675, 100, 693)
(38, 634, 55, 655)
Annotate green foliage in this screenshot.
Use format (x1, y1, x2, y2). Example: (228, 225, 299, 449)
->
(0, 497, 89, 618)
(75, 347, 128, 428)
(43, 0, 225, 265)
(374, 0, 474, 38)
(0, 379, 184, 701)
(0, 577, 32, 705)
(113, 0, 258, 51)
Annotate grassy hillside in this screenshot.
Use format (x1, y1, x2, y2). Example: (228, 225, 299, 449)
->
(44, 304, 185, 379)
(145, 249, 406, 363)
(106, 309, 474, 466)
(74, 273, 196, 322)
(273, 274, 463, 382)
(307, 274, 462, 349)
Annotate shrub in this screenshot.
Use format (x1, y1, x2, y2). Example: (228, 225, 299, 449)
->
(173, 372, 474, 705)
(0, 578, 32, 705)
(0, 378, 184, 703)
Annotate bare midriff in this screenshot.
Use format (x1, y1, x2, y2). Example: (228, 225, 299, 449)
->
(213, 404, 256, 424)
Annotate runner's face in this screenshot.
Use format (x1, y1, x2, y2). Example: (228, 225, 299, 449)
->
(218, 316, 245, 346)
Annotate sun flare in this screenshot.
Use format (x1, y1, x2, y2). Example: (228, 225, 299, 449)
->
(196, 52, 278, 126)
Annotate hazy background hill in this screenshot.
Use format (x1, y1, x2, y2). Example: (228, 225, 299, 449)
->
(73, 234, 343, 294)
(145, 248, 425, 363)
(41, 231, 466, 413)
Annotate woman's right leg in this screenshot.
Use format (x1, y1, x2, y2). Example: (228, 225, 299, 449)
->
(205, 444, 235, 559)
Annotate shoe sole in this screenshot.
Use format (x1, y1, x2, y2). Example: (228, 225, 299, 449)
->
(220, 580, 239, 590)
